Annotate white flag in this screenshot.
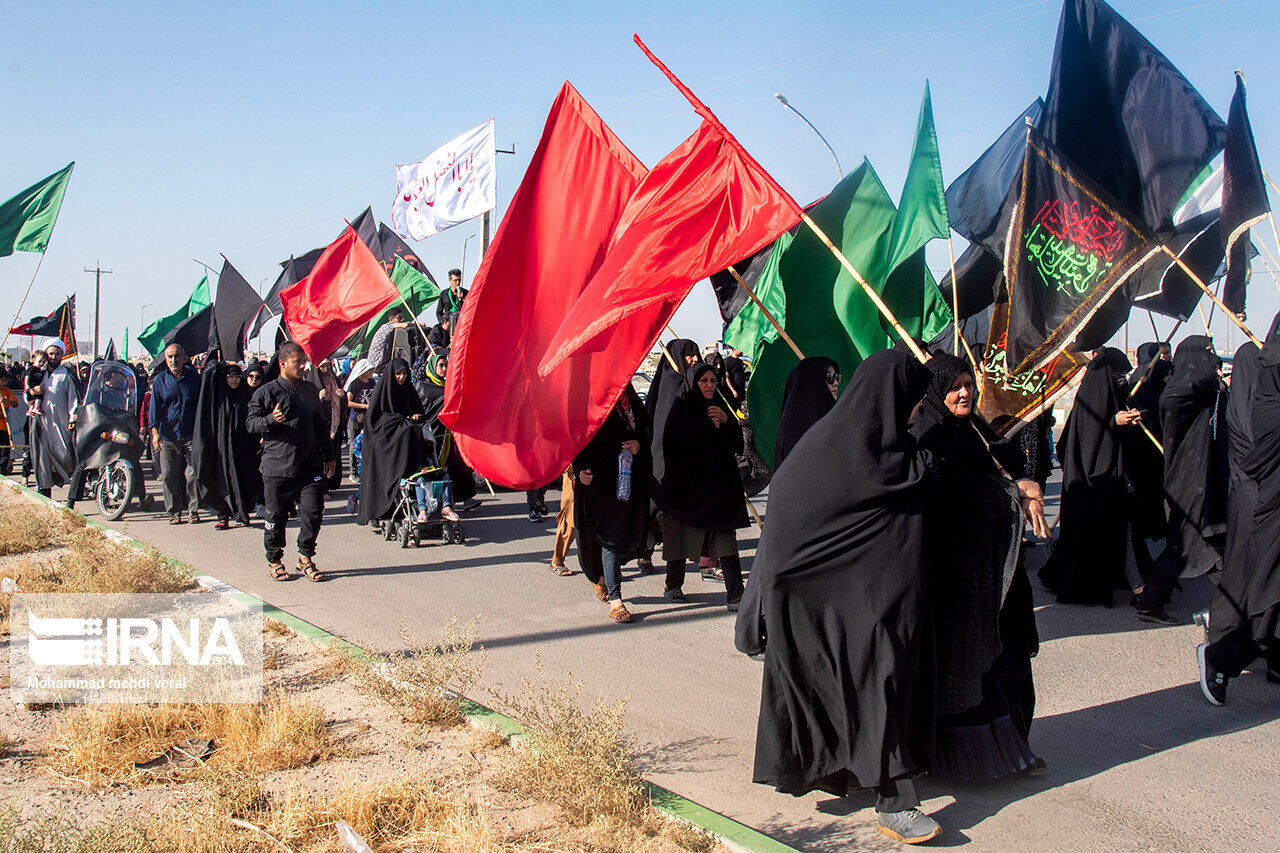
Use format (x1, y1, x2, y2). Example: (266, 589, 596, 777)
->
(392, 119, 495, 241)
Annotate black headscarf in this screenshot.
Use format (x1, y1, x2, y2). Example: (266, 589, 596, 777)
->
(647, 338, 702, 482)
(722, 356, 749, 411)
(736, 349, 934, 796)
(191, 361, 261, 524)
(773, 357, 838, 471)
(653, 363, 747, 531)
(1039, 347, 1132, 605)
(357, 358, 425, 523)
(1225, 313, 1280, 465)
(1158, 345, 1228, 578)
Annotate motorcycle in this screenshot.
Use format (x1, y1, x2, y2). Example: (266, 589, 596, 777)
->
(73, 361, 153, 520)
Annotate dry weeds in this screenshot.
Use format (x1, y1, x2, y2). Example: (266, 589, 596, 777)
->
(47, 693, 329, 786)
(352, 619, 485, 727)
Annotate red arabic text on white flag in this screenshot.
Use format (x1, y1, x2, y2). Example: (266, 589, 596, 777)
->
(391, 119, 496, 241)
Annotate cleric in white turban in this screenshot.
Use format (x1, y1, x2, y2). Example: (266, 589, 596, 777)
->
(30, 337, 77, 497)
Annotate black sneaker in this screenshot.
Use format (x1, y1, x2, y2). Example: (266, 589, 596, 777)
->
(1198, 643, 1227, 706)
(664, 588, 688, 603)
(1136, 608, 1180, 626)
(636, 558, 655, 575)
(535, 501, 549, 516)
(877, 808, 941, 845)
(527, 510, 542, 523)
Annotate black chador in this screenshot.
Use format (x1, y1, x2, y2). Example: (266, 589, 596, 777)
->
(773, 356, 837, 471)
(192, 362, 261, 525)
(1040, 348, 1133, 605)
(736, 349, 934, 804)
(645, 338, 700, 482)
(357, 358, 424, 524)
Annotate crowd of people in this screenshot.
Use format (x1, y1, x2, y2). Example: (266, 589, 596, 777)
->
(3, 290, 1278, 846)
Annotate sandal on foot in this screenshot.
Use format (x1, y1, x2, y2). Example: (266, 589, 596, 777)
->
(269, 561, 290, 581)
(550, 563, 573, 576)
(169, 514, 185, 525)
(298, 556, 324, 582)
(188, 512, 202, 524)
(214, 518, 230, 530)
(591, 579, 608, 602)
(441, 506, 460, 522)
(609, 602, 633, 623)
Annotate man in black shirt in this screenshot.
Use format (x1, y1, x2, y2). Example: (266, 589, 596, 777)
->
(247, 343, 334, 582)
(435, 268, 468, 326)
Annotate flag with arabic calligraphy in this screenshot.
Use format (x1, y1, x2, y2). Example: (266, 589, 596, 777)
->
(977, 302, 1086, 438)
(1002, 129, 1159, 374)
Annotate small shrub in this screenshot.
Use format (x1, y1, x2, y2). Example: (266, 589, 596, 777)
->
(353, 618, 484, 727)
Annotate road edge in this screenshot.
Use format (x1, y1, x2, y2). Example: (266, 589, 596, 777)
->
(3, 476, 800, 853)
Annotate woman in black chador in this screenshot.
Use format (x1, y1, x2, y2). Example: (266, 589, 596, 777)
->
(1125, 343, 1174, 574)
(773, 356, 838, 470)
(572, 384, 652, 624)
(911, 353, 1042, 781)
(734, 349, 942, 845)
(357, 358, 425, 525)
(655, 363, 748, 608)
(1200, 314, 1280, 703)
(192, 362, 261, 529)
(1136, 338, 1229, 620)
(1040, 348, 1142, 605)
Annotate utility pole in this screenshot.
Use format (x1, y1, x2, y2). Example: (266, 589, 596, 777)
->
(84, 262, 113, 358)
(481, 144, 517, 261)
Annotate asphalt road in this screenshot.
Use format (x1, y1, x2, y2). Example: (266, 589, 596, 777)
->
(49, 465, 1280, 852)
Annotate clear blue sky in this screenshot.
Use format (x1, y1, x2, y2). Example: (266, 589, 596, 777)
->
(2, 0, 1277, 358)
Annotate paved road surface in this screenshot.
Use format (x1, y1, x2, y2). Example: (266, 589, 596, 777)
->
(52, 469, 1280, 851)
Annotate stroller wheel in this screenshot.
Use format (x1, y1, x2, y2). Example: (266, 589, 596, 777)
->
(444, 520, 463, 544)
(382, 519, 397, 541)
(399, 520, 411, 548)
(413, 529, 422, 547)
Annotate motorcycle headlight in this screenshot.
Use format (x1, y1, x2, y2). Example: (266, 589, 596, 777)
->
(109, 429, 130, 445)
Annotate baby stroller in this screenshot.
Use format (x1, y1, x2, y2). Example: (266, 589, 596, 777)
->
(375, 463, 464, 547)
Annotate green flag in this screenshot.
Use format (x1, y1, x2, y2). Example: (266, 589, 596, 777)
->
(139, 276, 212, 357)
(123, 328, 129, 361)
(745, 159, 952, 468)
(724, 233, 790, 356)
(885, 83, 949, 273)
(0, 163, 74, 257)
(348, 257, 441, 357)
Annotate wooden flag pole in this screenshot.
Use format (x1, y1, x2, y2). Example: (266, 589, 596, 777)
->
(1147, 310, 1160, 339)
(1161, 244, 1262, 347)
(725, 265, 805, 361)
(1127, 317, 1183, 403)
(799, 212, 929, 364)
(945, 233, 962, 356)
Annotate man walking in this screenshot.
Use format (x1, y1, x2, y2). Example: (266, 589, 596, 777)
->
(149, 343, 201, 523)
(31, 340, 78, 498)
(247, 342, 334, 582)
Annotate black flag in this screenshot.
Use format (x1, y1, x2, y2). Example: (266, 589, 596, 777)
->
(1002, 129, 1158, 373)
(1041, 0, 1225, 235)
(947, 99, 1044, 252)
(148, 303, 216, 373)
(709, 200, 817, 331)
(1221, 71, 1269, 315)
(348, 206, 382, 260)
(103, 338, 118, 361)
(376, 222, 439, 286)
(213, 258, 263, 361)
(11, 295, 76, 354)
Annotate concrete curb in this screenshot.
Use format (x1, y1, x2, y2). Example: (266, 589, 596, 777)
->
(3, 476, 800, 853)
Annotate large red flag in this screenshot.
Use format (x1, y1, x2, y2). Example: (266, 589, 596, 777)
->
(537, 35, 802, 376)
(279, 226, 399, 362)
(439, 82, 650, 489)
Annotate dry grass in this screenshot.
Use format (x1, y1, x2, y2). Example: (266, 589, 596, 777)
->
(0, 505, 70, 556)
(17, 526, 194, 596)
(0, 807, 156, 853)
(495, 671, 650, 829)
(352, 619, 484, 728)
(263, 619, 291, 637)
(47, 693, 329, 786)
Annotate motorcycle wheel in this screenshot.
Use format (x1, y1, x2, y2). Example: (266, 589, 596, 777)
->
(97, 462, 137, 521)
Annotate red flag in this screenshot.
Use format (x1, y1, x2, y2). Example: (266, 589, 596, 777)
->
(279, 226, 399, 362)
(537, 35, 802, 376)
(439, 82, 649, 489)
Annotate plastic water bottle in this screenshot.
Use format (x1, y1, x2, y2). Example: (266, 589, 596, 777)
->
(617, 450, 632, 501)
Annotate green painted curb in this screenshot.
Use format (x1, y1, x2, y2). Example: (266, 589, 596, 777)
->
(3, 476, 801, 853)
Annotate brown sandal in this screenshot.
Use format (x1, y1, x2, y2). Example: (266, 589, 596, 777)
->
(550, 563, 573, 576)
(591, 578, 608, 602)
(169, 514, 185, 525)
(608, 602, 633, 623)
(298, 556, 324, 582)
(188, 511, 202, 524)
(269, 561, 290, 581)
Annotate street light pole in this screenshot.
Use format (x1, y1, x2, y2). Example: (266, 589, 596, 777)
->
(775, 93, 843, 183)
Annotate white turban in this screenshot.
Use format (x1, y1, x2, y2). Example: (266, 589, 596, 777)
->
(42, 338, 66, 353)
(344, 358, 375, 391)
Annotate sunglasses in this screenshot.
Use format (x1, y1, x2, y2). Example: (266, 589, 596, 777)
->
(825, 369, 840, 384)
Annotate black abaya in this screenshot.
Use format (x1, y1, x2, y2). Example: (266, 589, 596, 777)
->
(1157, 347, 1228, 578)
(573, 386, 652, 576)
(357, 358, 425, 524)
(413, 350, 478, 505)
(192, 363, 261, 524)
(773, 357, 837, 471)
(646, 338, 701, 482)
(1039, 348, 1133, 605)
(736, 349, 934, 796)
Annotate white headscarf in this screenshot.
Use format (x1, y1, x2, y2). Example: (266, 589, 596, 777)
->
(344, 358, 375, 392)
(42, 338, 66, 353)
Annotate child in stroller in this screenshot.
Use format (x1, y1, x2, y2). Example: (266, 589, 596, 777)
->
(375, 463, 464, 547)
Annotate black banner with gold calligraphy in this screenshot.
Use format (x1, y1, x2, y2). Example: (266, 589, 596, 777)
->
(1003, 130, 1159, 374)
(979, 301, 1086, 438)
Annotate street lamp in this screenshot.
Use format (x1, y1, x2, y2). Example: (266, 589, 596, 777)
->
(775, 92, 843, 183)
(461, 233, 477, 279)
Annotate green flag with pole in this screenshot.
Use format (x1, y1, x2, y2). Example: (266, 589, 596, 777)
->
(0, 163, 75, 257)
(348, 257, 441, 357)
(139, 276, 212, 357)
(123, 327, 129, 361)
(885, 82, 950, 272)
